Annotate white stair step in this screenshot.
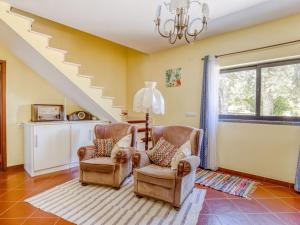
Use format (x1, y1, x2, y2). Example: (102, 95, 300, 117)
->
(0, 2, 11, 12)
(79, 74, 94, 79)
(46, 46, 67, 54)
(45, 47, 66, 62)
(27, 31, 52, 47)
(100, 97, 115, 109)
(85, 87, 103, 98)
(98, 97, 113, 108)
(112, 105, 125, 110)
(29, 30, 52, 39)
(102, 96, 115, 100)
(3, 13, 31, 33)
(90, 86, 104, 96)
(90, 85, 104, 90)
(111, 108, 123, 119)
(8, 12, 34, 24)
(72, 76, 91, 88)
(58, 62, 80, 76)
(8, 11, 34, 30)
(63, 61, 81, 68)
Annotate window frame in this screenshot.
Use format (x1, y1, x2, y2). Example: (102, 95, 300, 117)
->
(219, 58, 300, 123)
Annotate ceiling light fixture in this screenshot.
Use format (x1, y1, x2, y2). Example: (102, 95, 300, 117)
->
(154, 0, 209, 44)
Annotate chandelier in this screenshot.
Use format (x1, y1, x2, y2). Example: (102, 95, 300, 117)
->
(154, 0, 209, 44)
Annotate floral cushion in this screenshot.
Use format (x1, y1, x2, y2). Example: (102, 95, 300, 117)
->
(110, 134, 132, 159)
(170, 141, 192, 170)
(93, 138, 118, 158)
(146, 137, 178, 167)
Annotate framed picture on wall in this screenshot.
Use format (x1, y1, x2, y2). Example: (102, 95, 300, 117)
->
(165, 67, 182, 87)
(31, 104, 64, 122)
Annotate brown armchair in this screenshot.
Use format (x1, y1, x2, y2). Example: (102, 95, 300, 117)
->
(133, 125, 203, 208)
(78, 123, 137, 189)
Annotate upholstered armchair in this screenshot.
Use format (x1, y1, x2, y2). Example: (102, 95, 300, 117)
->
(133, 125, 203, 208)
(78, 123, 137, 189)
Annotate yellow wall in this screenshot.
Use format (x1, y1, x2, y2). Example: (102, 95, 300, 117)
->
(127, 13, 300, 183)
(1, 43, 82, 166)
(15, 9, 128, 106)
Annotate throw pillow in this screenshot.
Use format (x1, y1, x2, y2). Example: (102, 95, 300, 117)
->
(170, 141, 192, 170)
(146, 137, 178, 167)
(110, 134, 132, 159)
(93, 138, 117, 158)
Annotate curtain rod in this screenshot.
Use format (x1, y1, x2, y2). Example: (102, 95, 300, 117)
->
(201, 39, 300, 60)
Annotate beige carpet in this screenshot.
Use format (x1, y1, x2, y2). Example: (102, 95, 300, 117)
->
(25, 177, 206, 225)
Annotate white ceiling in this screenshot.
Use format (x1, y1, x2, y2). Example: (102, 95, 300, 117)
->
(5, 0, 300, 53)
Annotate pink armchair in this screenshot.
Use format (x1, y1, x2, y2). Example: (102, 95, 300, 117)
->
(78, 123, 137, 189)
(133, 125, 203, 208)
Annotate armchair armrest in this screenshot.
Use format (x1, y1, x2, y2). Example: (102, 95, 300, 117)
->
(133, 150, 151, 169)
(177, 156, 200, 177)
(77, 145, 96, 161)
(115, 147, 135, 164)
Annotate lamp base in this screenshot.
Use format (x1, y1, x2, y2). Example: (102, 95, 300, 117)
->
(145, 113, 149, 150)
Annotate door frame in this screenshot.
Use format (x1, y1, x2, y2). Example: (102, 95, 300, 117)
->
(0, 60, 6, 171)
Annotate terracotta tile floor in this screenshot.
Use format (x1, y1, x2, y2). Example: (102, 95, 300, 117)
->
(0, 167, 299, 225)
(197, 182, 300, 225)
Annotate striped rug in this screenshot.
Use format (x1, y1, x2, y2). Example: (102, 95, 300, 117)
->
(25, 177, 206, 225)
(196, 170, 259, 199)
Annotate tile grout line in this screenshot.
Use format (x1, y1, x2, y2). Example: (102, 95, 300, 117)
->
(250, 198, 290, 225)
(259, 186, 300, 210)
(0, 201, 19, 218)
(53, 217, 62, 225)
(20, 207, 39, 225)
(276, 198, 300, 212)
(0, 194, 36, 218)
(270, 212, 291, 225)
(253, 197, 300, 225)
(255, 198, 299, 213)
(252, 198, 272, 213)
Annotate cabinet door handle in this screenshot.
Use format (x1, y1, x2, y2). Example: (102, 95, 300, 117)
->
(34, 135, 38, 148)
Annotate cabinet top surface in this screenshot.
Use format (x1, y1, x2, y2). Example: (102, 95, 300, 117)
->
(23, 120, 107, 126)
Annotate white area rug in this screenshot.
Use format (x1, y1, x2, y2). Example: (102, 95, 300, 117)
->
(25, 177, 206, 225)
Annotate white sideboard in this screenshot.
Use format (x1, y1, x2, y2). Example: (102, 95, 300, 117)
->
(24, 121, 104, 177)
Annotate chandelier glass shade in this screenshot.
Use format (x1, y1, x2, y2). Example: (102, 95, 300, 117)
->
(154, 0, 209, 44)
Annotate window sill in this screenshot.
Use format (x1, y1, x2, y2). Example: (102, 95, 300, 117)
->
(219, 119, 300, 126)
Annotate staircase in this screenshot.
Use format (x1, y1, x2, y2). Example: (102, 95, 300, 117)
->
(0, 1, 123, 122)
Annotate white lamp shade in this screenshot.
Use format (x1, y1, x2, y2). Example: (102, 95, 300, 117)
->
(133, 81, 165, 114)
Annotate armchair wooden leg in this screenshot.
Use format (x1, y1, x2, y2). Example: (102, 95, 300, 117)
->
(135, 194, 143, 198)
(173, 206, 180, 211)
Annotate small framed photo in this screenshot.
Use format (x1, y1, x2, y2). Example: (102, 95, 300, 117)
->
(31, 104, 64, 122)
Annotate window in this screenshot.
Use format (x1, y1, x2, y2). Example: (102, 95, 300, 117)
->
(219, 59, 300, 122)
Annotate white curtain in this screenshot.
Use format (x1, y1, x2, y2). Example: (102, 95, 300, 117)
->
(200, 55, 220, 171)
